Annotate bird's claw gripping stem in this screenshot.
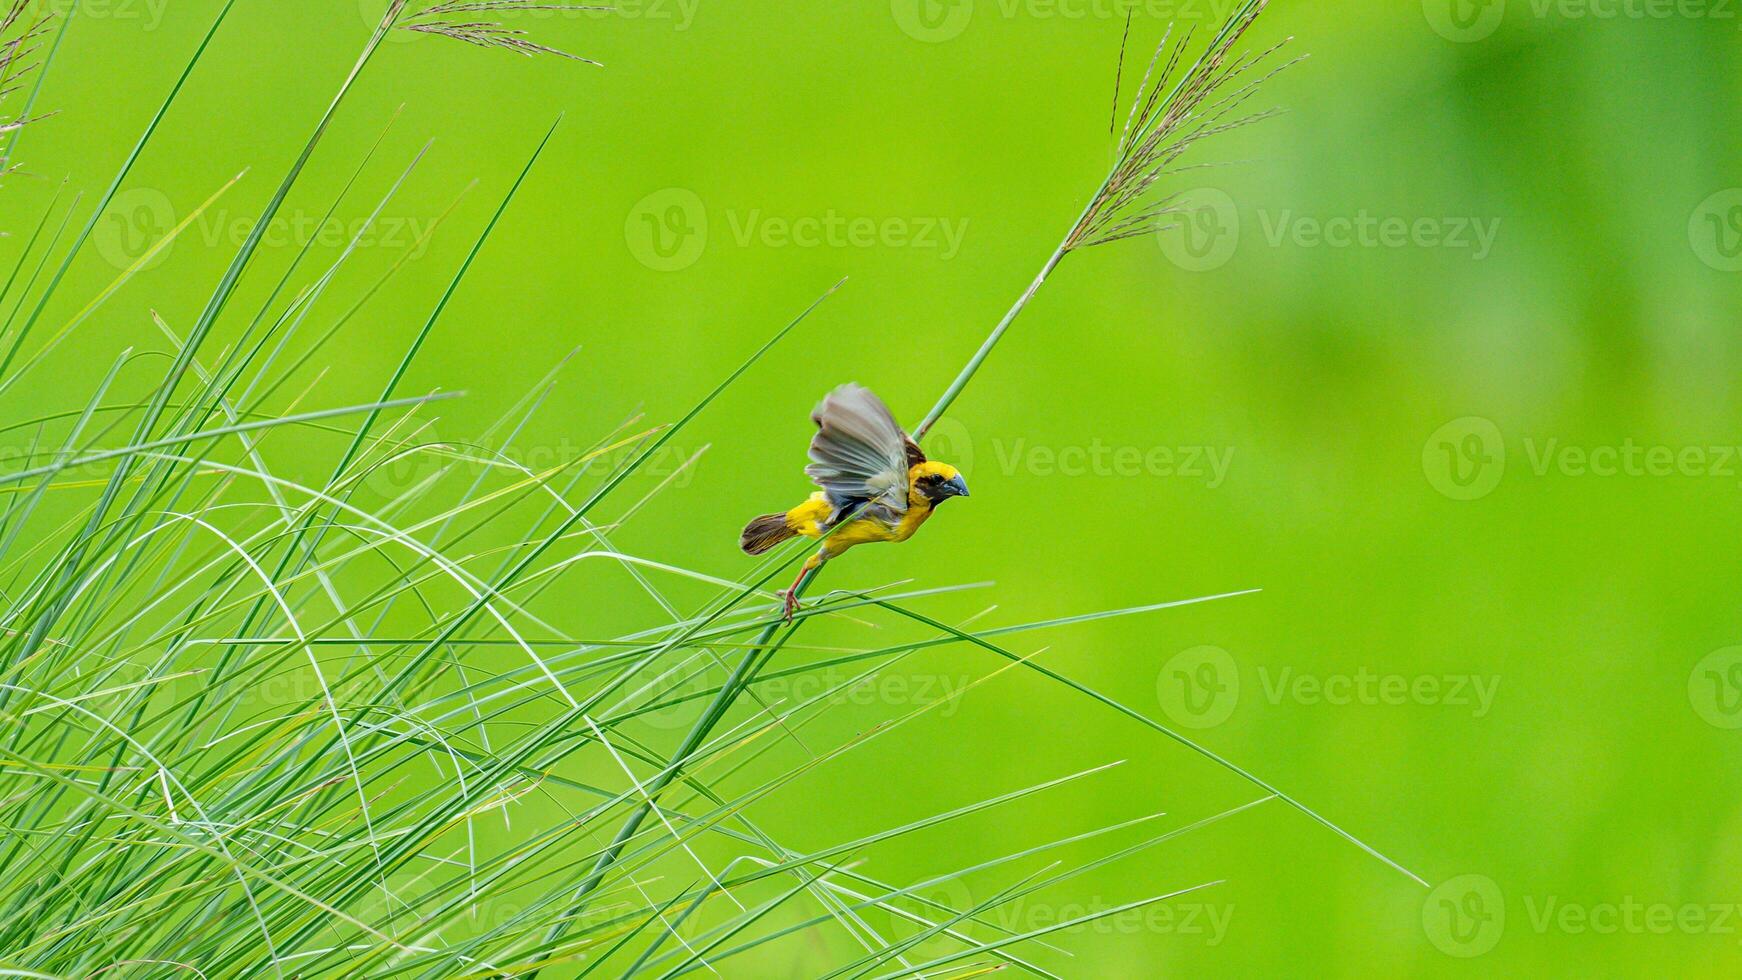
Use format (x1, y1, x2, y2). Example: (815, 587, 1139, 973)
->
(779, 562, 816, 624)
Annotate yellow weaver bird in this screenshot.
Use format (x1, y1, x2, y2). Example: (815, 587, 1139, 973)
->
(741, 383, 969, 620)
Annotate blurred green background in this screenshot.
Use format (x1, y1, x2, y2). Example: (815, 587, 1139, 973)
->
(9, 0, 1742, 974)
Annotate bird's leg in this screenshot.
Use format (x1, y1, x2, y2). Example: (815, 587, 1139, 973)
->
(780, 555, 823, 623)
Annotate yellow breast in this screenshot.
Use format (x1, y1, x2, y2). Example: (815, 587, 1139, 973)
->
(784, 489, 936, 559)
(891, 498, 935, 541)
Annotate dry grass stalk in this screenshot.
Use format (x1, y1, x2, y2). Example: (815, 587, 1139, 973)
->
(0, 0, 55, 181)
(393, 0, 606, 63)
(1066, 0, 1301, 250)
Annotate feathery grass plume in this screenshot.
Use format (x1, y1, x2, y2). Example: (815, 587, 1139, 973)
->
(395, 0, 607, 64)
(541, 1, 1422, 970)
(1067, 0, 1300, 250)
(0, 1, 57, 185)
(911, 0, 1295, 441)
(0, 1, 1416, 976)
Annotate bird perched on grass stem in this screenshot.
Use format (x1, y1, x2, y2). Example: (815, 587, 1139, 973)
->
(742, 384, 969, 621)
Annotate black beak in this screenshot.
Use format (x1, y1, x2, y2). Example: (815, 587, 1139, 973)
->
(942, 474, 970, 498)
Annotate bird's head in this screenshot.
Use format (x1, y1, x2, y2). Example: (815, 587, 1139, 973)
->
(909, 460, 969, 505)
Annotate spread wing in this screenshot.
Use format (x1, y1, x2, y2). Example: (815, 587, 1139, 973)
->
(804, 384, 913, 527)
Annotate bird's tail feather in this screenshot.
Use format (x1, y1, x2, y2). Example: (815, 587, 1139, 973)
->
(740, 513, 796, 555)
